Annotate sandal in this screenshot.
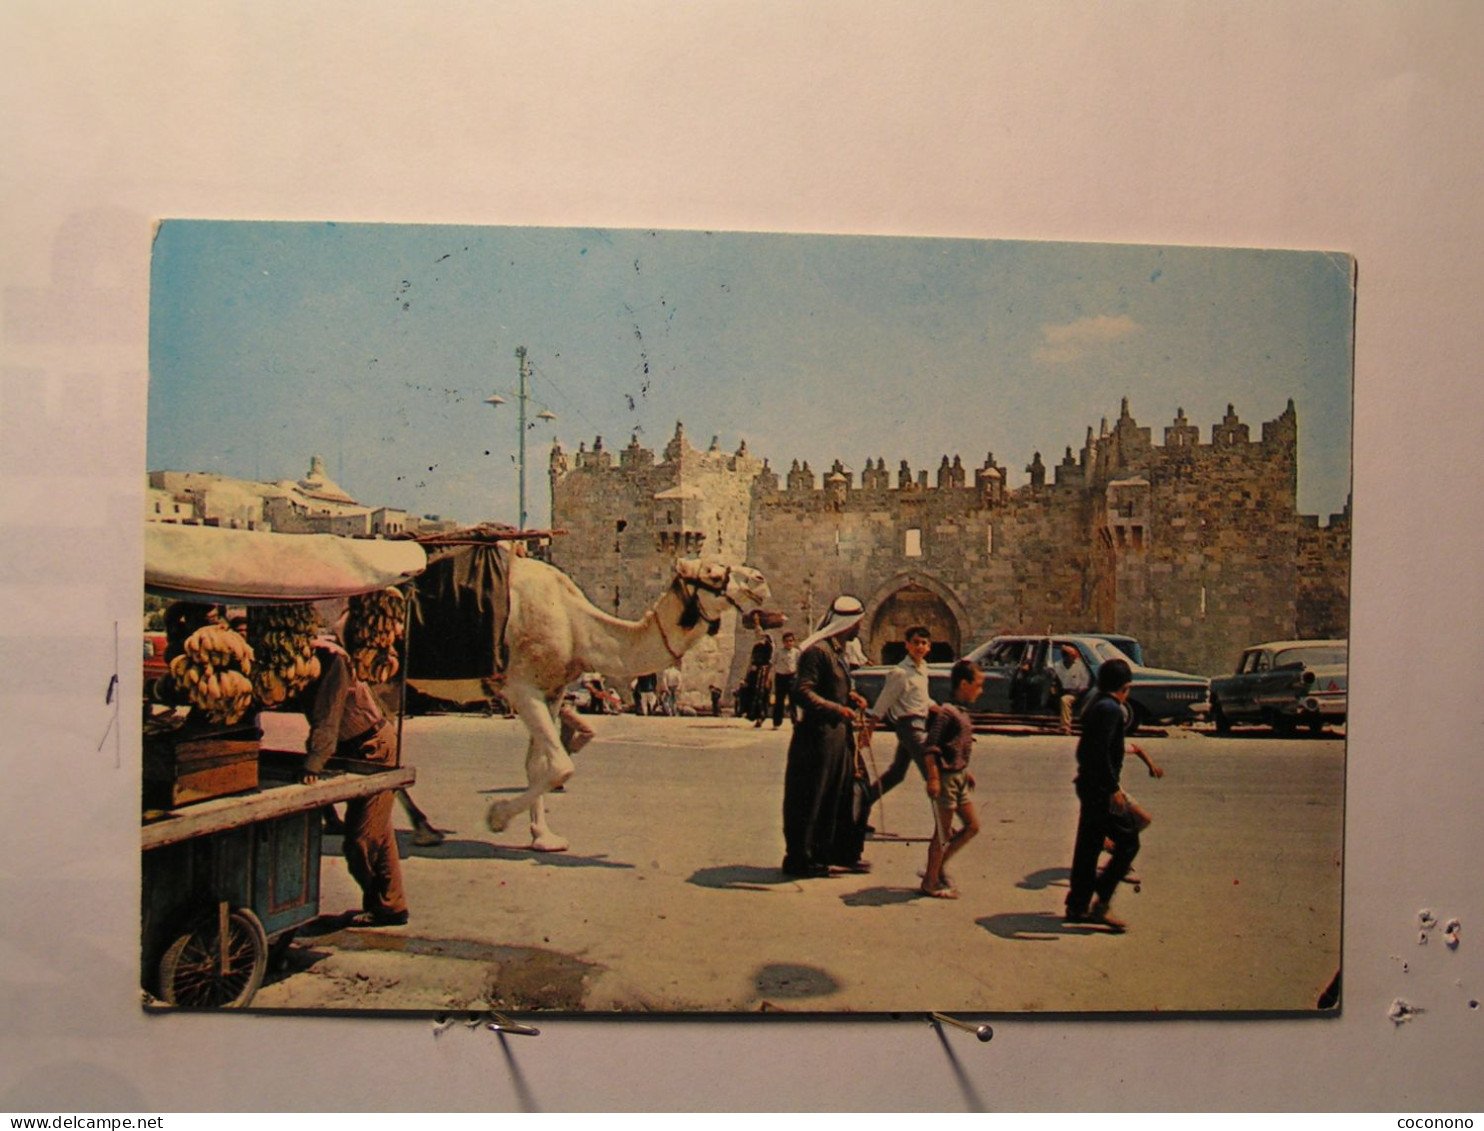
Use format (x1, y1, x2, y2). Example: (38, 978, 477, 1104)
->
(920, 884, 959, 900)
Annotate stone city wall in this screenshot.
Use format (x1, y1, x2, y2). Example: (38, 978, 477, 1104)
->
(550, 401, 1350, 699)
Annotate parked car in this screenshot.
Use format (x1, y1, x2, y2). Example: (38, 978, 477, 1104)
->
(1083, 633, 1144, 666)
(1209, 639, 1347, 734)
(143, 630, 169, 698)
(852, 634, 1209, 733)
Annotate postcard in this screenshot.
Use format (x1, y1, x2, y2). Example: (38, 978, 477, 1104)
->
(142, 222, 1352, 1014)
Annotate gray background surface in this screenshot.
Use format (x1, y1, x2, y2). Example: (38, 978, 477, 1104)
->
(2, 1, 1479, 1112)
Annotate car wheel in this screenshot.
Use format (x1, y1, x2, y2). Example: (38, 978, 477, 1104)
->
(1269, 712, 1297, 737)
(1212, 697, 1231, 733)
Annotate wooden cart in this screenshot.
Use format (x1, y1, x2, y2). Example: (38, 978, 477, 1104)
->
(141, 762, 415, 1008)
(141, 524, 427, 1008)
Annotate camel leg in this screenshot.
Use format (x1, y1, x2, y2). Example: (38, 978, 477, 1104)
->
(524, 703, 565, 851)
(486, 682, 574, 852)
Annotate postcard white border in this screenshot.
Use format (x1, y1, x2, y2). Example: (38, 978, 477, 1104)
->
(2, 2, 1479, 1113)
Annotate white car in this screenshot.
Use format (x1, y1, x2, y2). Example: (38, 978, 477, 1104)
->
(1209, 640, 1347, 734)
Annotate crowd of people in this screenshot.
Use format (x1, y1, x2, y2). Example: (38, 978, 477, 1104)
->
(152, 590, 1162, 936)
(771, 595, 1164, 931)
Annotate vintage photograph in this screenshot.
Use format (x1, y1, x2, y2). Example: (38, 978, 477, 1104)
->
(142, 222, 1353, 1014)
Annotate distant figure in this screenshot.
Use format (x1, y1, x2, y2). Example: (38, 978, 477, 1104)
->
(659, 665, 683, 716)
(584, 675, 620, 715)
(771, 631, 801, 728)
(744, 632, 774, 726)
(1051, 644, 1093, 735)
(633, 672, 658, 716)
(710, 684, 724, 717)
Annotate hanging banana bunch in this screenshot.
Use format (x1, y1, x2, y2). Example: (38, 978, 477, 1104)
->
(345, 587, 405, 684)
(169, 624, 256, 725)
(246, 603, 322, 707)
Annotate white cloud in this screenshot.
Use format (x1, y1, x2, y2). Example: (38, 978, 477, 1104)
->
(1034, 314, 1142, 364)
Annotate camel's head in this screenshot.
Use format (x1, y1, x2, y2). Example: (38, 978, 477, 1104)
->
(673, 559, 771, 634)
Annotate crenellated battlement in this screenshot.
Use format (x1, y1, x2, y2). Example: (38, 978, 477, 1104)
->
(551, 400, 1300, 508)
(548, 398, 1343, 684)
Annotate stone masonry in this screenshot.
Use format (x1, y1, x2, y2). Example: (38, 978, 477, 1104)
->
(548, 402, 1351, 702)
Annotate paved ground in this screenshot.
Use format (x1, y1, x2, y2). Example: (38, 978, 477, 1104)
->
(249, 713, 1345, 1015)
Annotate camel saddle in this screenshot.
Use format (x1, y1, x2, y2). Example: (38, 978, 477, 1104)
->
(406, 542, 512, 679)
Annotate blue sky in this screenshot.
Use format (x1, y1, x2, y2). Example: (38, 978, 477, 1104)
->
(149, 222, 1354, 527)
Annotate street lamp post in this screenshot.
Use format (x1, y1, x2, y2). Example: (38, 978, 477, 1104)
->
(486, 345, 555, 530)
(515, 345, 529, 530)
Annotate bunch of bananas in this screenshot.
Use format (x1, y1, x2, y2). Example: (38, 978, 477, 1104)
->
(168, 625, 255, 725)
(345, 587, 405, 684)
(246, 604, 322, 707)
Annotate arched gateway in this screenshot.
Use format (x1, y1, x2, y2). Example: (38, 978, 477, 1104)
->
(861, 573, 969, 665)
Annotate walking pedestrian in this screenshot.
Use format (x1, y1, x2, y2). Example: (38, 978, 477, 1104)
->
(864, 626, 935, 802)
(1064, 658, 1141, 931)
(919, 660, 985, 899)
(781, 597, 869, 877)
(771, 631, 801, 727)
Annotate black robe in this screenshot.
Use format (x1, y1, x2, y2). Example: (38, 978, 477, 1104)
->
(781, 640, 860, 872)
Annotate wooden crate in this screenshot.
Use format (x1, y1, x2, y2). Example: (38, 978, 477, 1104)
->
(144, 729, 260, 810)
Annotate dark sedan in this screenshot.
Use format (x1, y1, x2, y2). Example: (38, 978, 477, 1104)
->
(1209, 639, 1347, 734)
(852, 634, 1209, 732)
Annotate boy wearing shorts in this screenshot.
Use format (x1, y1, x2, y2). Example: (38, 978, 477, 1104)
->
(919, 659, 985, 899)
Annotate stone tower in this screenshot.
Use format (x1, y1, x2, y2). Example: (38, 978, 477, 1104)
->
(549, 423, 767, 701)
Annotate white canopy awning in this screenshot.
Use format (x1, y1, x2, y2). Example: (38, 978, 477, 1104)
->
(144, 524, 427, 603)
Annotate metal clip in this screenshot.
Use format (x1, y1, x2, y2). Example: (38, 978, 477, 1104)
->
(485, 1010, 541, 1037)
(929, 1012, 994, 1042)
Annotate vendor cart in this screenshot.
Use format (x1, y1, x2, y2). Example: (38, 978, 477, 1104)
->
(141, 524, 427, 1009)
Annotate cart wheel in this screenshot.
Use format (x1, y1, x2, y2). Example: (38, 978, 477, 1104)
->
(157, 906, 267, 1008)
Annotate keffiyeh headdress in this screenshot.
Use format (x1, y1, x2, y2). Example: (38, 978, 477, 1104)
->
(799, 595, 864, 653)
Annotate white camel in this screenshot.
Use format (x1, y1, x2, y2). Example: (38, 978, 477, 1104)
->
(485, 554, 770, 851)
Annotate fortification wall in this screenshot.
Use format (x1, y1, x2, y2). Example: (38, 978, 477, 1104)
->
(746, 469, 1105, 666)
(1296, 505, 1352, 641)
(1126, 434, 1300, 675)
(549, 401, 1350, 699)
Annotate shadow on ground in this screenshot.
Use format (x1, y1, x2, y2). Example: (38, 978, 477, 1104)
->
(841, 886, 928, 907)
(976, 911, 1114, 940)
(688, 863, 804, 890)
(386, 832, 633, 869)
(1016, 866, 1071, 891)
